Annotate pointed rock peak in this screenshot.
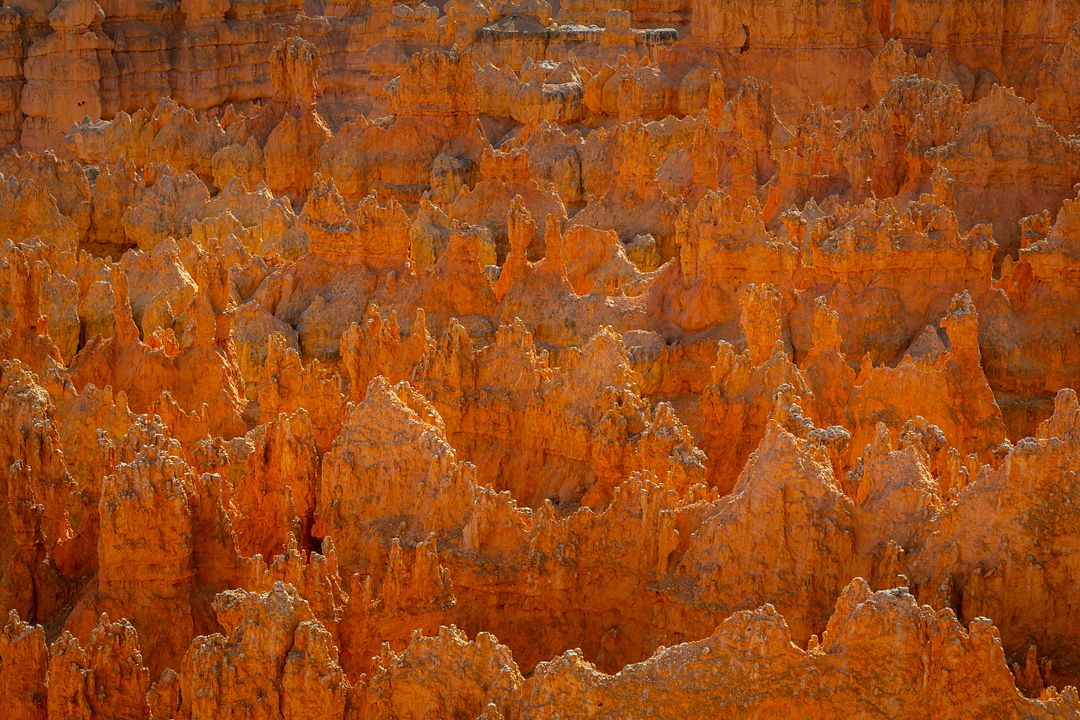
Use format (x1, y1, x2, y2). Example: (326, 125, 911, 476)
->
(613, 121, 658, 183)
(357, 190, 405, 219)
(706, 70, 726, 125)
(538, 212, 567, 276)
(733, 421, 841, 499)
(711, 339, 737, 372)
(939, 290, 980, 360)
(853, 431, 945, 515)
(739, 283, 783, 365)
(358, 375, 415, 418)
(1043, 186, 1080, 245)
(337, 376, 448, 452)
(898, 416, 949, 458)
(854, 352, 874, 385)
(363, 302, 392, 331)
(710, 603, 797, 657)
(695, 188, 736, 223)
(302, 174, 348, 224)
(708, 339, 756, 390)
(444, 316, 475, 346)
(2, 608, 46, 648)
(905, 323, 949, 362)
(88, 613, 143, 650)
(212, 581, 314, 637)
(493, 317, 536, 353)
(868, 423, 894, 455)
(265, 331, 302, 369)
(769, 384, 816, 438)
(1037, 387, 1079, 442)
(109, 265, 141, 345)
(809, 295, 842, 356)
(393, 379, 446, 432)
(650, 400, 684, 432)
(679, 189, 780, 260)
(570, 326, 635, 389)
(271, 37, 319, 112)
(116, 414, 184, 464)
(0, 358, 51, 407)
(506, 194, 535, 251)
(972, 83, 1034, 121)
(820, 576, 874, 648)
(924, 165, 957, 210)
(531, 646, 601, 680)
(763, 337, 798, 370)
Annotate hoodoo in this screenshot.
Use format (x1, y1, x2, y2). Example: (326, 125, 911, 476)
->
(0, 0, 1078, 717)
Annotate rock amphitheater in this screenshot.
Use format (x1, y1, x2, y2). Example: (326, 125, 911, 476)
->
(0, 0, 1079, 717)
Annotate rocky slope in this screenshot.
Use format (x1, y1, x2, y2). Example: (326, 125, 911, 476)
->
(0, 0, 1079, 717)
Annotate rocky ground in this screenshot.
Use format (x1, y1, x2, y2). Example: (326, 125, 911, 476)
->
(0, 0, 1079, 717)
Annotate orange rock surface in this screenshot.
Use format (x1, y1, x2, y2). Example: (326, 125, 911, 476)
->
(0, 1, 1079, 717)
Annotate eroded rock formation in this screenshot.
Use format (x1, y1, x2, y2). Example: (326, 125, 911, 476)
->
(0, 1, 1078, 717)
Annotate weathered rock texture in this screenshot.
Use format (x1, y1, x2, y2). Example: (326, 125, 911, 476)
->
(0, 1, 1078, 717)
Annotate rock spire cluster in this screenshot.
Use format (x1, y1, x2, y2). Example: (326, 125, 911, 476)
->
(0, 0, 1079, 717)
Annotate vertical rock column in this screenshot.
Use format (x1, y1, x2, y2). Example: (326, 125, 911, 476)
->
(20, 0, 116, 149)
(96, 418, 196, 677)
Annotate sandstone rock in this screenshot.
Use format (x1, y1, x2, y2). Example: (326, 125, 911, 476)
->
(90, 416, 198, 676)
(0, 1, 1077, 715)
(358, 625, 521, 719)
(510, 580, 1080, 718)
(0, 610, 48, 720)
(176, 582, 348, 719)
(47, 614, 150, 720)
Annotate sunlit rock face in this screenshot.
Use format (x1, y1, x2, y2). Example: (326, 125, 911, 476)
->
(0, 1, 1079, 717)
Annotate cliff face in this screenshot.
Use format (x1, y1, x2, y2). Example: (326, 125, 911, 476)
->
(0, 0, 1079, 717)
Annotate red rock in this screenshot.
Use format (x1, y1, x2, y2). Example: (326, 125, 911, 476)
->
(0, 4, 1076, 715)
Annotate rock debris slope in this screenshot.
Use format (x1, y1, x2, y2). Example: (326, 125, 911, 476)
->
(0, 0, 1079, 717)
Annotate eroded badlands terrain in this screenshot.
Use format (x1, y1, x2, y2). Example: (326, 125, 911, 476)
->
(0, 0, 1079, 717)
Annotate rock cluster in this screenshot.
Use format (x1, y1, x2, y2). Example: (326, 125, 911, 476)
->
(0, 0, 1079, 717)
